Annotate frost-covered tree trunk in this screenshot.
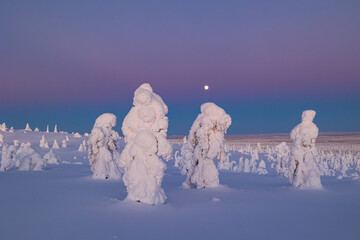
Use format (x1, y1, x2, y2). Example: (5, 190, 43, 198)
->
(288, 110, 322, 189)
(180, 102, 231, 189)
(88, 113, 121, 180)
(118, 83, 172, 205)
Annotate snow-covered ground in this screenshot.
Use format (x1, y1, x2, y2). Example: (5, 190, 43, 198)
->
(1, 130, 360, 240)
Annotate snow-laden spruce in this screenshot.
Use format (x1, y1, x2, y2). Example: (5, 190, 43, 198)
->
(288, 110, 322, 189)
(88, 113, 121, 180)
(180, 102, 231, 189)
(0, 133, 3, 146)
(118, 83, 172, 205)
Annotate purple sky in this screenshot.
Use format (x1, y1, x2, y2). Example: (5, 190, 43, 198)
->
(1, 1, 359, 134)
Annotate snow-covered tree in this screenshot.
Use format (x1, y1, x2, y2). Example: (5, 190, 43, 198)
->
(74, 132, 82, 138)
(25, 123, 32, 131)
(34, 127, 39, 132)
(0, 133, 3, 146)
(16, 142, 47, 171)
(43, 150, 59, 165)
(39, 135, 49, 148)
(180, 102, 231, 189)
(256, 160, 268, 175)
(61, 140, 67, 148)
(0, 144, 17, 171)
(52, 140, 60, 149)
(54, 124, 58, 133)
(9, 127, 14, 133)
(0, 123, 7, 132)
(88, 113, 121, 180)
(78, 140, 87, 152)
(274, 142, 290, 178)
(118, 83, 172, 205)
(46, 125, 49, 133)
(288, 110, 322, 189)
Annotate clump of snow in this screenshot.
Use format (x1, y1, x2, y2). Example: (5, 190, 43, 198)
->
(52, 140, 60, 149)
(119, 83, 172, 205)
(25, 123, 32, 131)
(74, 132, 82, 138)
(0, 144, 17, 171)
(17, 142, 47, 171)
(180, 102, 231, 189)
(65, 136, 69, 141)
(9, 127, 14, 133)
(43, 150, 59, 165)
(39, 135, 49, 149)
(78, 140, 87, 152)
(84, 133, 89, 137)
(274, 142, 290, 178)
(88, 113, 121, 180)
(288, 110, 323, 189)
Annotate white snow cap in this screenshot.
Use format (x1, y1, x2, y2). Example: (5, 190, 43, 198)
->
(289, 110, 322, 189)
(120, 83, 172, 205)
(180, 102, 231, 189)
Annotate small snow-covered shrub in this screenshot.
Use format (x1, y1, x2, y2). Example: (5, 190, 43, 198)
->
(74, 132, 82, 138)
(0, 144, 17, 171)
(43, 150, 59, 165)
(119, 83, 172, 205)
(0, 123, 7, 132)
(16, 143, 47, 171)
(88, 113, 121, 180)
(52, 140, 60, 149)
(40, 135, 49, 149)
(288, 110, 322, 189)
(274, 142, 290, 178)
(78, 140, 87, 152)
(180, 102, 231, 189)
(25, 123, 32, 131)
(61, 140, 67, 148)
(256, 160, 268, 175)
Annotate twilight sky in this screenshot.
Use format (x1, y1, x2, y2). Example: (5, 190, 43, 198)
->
(1, 1, 359, 135)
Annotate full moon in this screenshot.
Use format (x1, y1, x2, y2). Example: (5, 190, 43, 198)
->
(204, 85, 209, 90)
